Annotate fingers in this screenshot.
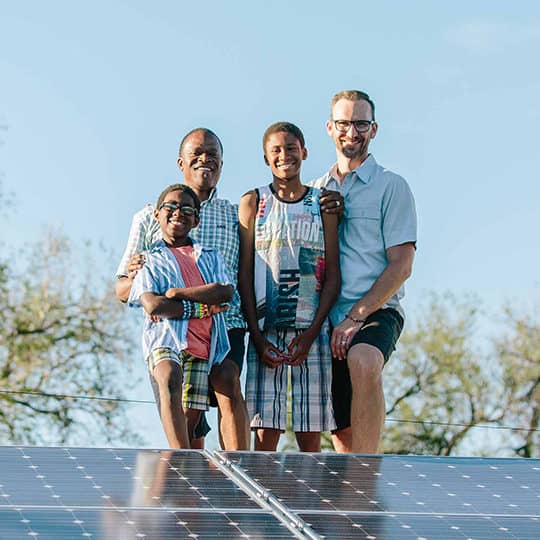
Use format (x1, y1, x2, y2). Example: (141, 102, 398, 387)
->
(262, 351, 282, 369)
(207, 304, 229, 316)
(128, 254, 146, 273)
(261, 343, 289, 369)
(285, 353, 308, 366)
(331, 328, 351, 361)
(319, 190, 344, 215)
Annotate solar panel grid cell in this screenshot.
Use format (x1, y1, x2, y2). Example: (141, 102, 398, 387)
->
(1, 447, 539, 539)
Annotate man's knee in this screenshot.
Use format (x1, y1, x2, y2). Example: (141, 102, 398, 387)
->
(347, 344, 384, 384)
(210, 358, 240, 395)
(153, 362, 183, 395)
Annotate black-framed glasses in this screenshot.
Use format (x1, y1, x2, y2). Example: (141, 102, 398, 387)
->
(333, 119, 375, 133)
(158, 202, 199, 217)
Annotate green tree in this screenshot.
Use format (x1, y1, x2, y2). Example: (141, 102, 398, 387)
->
(382, 294, 506, 455)
(0, 230, 140, 446)
(497, 308, 540, 457)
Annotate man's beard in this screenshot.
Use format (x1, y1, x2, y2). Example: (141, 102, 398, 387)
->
(340, 138, 368, 159)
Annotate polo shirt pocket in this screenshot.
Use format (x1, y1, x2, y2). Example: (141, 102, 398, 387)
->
(346, 205, 382, 246)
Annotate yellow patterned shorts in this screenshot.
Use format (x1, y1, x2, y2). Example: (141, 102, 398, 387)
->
(147, 348, 210, 410)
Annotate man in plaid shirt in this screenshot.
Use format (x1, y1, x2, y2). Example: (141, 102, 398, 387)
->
(116, 128, 250, 450)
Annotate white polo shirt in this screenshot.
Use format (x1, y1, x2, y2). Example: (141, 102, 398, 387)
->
(309, 154, 417, 324)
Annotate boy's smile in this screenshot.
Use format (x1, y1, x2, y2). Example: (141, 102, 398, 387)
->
(264, 131, 307, 182)
(155, 190, 200, 247)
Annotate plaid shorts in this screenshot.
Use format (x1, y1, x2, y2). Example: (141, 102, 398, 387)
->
(147, 348, 210, 411)
(245, 326, 336, 432)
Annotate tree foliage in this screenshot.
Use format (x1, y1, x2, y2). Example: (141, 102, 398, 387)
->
(383, 294, 539, 456)
(496, 308, 540, 457)
(383, 294, 506, 455)
(0, 231, 140, 446)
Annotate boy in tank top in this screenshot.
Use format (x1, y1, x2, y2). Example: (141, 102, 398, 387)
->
(239, 122, 340, 451)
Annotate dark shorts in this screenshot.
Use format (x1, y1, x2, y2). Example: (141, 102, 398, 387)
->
(332, 308, 404, 431)
(209, 328, 246, 407)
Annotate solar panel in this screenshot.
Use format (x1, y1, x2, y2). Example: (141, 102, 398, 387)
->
(0, 447, 294, 539)
(0, 447, 539, 539)
(218, 452, 540, 539)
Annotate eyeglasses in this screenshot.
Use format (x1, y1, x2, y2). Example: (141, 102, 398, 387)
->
(333, 120, 375, 133)
(158, 202, 199, 217)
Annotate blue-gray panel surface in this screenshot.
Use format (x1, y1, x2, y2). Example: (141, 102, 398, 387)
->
(222, 452, 540, 515)
(0, 509, 294, 539)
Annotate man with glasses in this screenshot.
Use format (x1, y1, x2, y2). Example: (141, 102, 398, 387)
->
(310, 90, 417, 454)
(115, 128, 250, 450)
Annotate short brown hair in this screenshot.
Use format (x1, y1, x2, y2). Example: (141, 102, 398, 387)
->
(262, 121, 306, 151)
(331, 90, 375, 121)
(156, 183, 201, 213)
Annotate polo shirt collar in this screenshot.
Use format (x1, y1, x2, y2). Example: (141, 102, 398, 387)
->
(202, 187, 218, 205)
(351, 154, 377, 184)
(328, 154, 377, 185)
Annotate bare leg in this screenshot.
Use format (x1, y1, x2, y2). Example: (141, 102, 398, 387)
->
(254, 428, 281, 451)
(347, 343, 385, 453)
(152, 361, 190, 449)
(190, 437, 204, 450)
(295, 432, 321, 452)
(331, 427, 353, 453)
(210, 358, 250, 450)
(184, 408, 202, 443)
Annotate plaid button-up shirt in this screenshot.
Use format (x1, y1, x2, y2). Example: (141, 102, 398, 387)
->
(116, 189, 245, 330)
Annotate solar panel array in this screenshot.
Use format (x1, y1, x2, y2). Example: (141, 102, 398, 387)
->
(0, 446, 538, 539)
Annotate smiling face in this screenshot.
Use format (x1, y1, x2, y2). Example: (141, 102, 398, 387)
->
(177, 130, 223, 196)
(263, 131, 307, 182)
(154, 189, 200, 247)
(326, 98, 378, 165)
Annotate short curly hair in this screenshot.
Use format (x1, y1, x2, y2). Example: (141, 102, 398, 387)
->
(262, 121, 305, 151)
(155, 183, 201, 213)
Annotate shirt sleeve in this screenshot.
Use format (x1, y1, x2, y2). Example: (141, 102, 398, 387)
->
(381, 175, 418, 250)
(115, 206, 153, 278)
(127, 256, 164, 308)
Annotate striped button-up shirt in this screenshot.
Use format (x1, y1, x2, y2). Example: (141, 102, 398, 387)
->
(116, 188, 245, 330)
(128, 240, 231, 368)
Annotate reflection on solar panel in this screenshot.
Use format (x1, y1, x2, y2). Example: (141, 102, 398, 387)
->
(218, 452, 540, 539)
(0, 447, 538, 539)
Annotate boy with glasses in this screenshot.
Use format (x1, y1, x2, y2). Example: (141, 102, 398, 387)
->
(128, 183, 232, 449)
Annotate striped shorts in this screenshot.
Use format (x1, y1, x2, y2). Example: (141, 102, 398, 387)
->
(246, 326, 336, 432)
(147, 348, 210, 411)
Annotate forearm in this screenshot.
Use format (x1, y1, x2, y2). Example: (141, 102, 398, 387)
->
(348, 257, 412, 321)
(165, 283, 233, 305)
(141, 293, 185, 318)
(308, 273, 340, 333)
(239, 279, 264, 342)
(307, 210, 340, 332)
(115, 277, 133, 303)
(238, 190, 263, 342)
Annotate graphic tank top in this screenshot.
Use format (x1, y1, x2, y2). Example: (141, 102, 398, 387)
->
(254, 184, 325, 330)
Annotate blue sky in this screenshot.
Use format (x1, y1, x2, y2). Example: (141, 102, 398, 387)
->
(1, 1, 539, 448)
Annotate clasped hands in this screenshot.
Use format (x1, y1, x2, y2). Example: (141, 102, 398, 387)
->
(254, 328, 317, 369)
